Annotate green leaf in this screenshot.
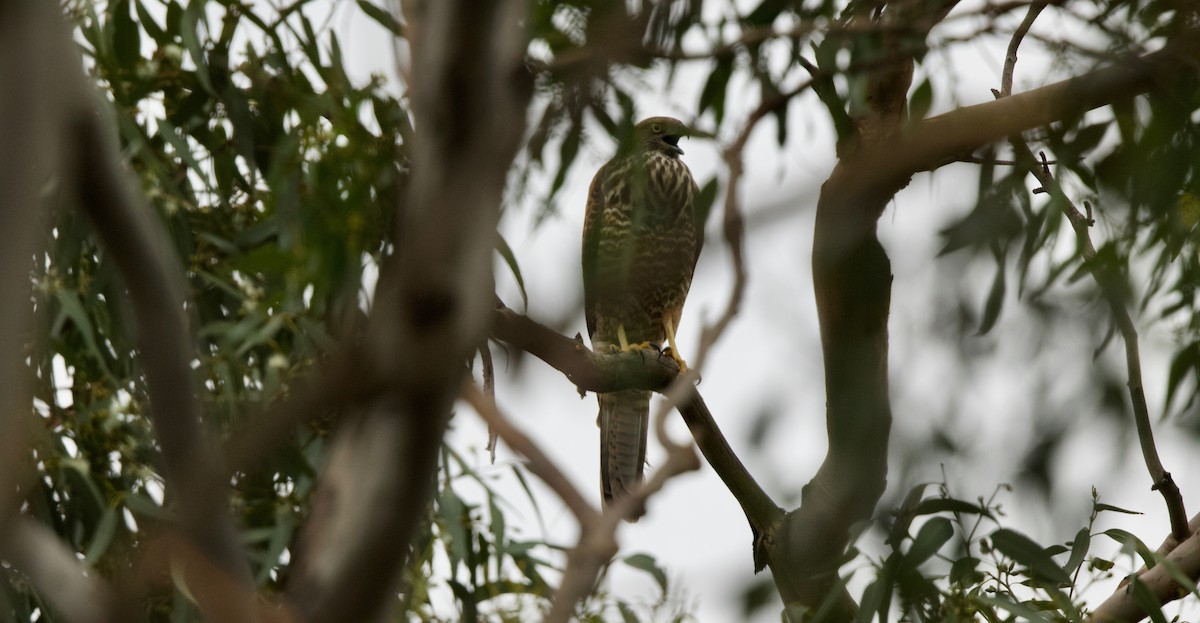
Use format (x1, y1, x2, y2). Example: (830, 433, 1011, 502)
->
(158, 119, 208, 180)
(854, 578, 885, 623)
(54, 290, 113, 376)
(1102, 529, 1156, 569)
(624, 553, 669, 596)
(439, 487, 471, 571)
(546, 120, 581, 204)
(233, 314, 285, 357)
(357, 0, 404, 35)
(1163, 342, 1195, 417)
(1065, 528, 1090, 575)
(111, 0, 141, 69)
(990, 528, 1072, 586)
(180, 0, 214, 94)
(85, 506, 120, 564)
(906, 517, 952, 566)
(135, 0, 169, 44)
(977, 261, 1006, 335)
(617, 601, 640, 623)
(911, 497, 993, 518)
(1095, 502, 1143, 516)
(1070, 123, 1110, 157)
(698, 58, 734, 125)
(1128, 576, 1169, 623)
(978, 595, 1055, 623)
(124, 492, 168, 519)
(495, 235, 528, 308)
(949, 556, 982, 586)
(909, 78, 933, 121)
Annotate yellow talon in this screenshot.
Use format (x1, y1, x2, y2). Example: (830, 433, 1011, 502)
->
(616, 324, 653, 353)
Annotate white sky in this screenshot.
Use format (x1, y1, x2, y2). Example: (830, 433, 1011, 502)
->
(324, 2, 1200, 620)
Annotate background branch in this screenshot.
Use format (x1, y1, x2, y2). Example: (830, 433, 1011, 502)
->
(995, 0, 1189, 549)
(1014, 140, 1190, 541)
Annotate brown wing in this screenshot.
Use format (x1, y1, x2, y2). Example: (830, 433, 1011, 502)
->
(581, 161, 610, 340)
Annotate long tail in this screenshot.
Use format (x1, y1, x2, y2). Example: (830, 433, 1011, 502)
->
(599, 389, 650, 521)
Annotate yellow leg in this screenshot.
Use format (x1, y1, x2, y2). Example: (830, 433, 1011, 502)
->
(663, 317, 687, 372)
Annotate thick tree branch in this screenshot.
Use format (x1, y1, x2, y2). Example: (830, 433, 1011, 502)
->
(768, 2, 959, 618)
(840, 40, 1200, 222)
(285, 1, 533, 620)
(491, 304, 680, 392)
(0, 1, 62, 538)
(1089, 513, 1200, 623)
(73, 86, 257, 619)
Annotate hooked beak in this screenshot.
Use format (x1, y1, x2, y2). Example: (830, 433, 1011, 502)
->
(663, 135, 684, 156)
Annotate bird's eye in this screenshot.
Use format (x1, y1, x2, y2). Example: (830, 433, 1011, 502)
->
(651, 124, 662, 133)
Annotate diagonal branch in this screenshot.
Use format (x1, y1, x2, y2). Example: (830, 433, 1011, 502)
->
(489, 306, 782, 543)
(1088, 512, 1200, 623)
(825, 39, 1200, 233)
(1014, 142, 1190, 541)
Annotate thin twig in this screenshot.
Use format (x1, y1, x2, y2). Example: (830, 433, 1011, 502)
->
(997, 0, 1188, 543)
(1000, 1, 1046, 97)
(1015, 140, 1190, 542)
(547, 428, 700, 623)
(462, 383, 599, 524)
(480, 344, 499, 462)
(695, 79, 815, 370)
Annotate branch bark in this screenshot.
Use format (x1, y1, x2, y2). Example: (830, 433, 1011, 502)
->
(1089, 513, 1200, 623)
(285, 1, 533, 620)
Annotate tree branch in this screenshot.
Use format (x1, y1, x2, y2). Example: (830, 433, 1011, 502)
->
(489, 307, 782, 555)
(48, 9, 261, 618)
(841, 39, 1200, 217)
(0, 517, 114, 623)
(491, 304, 680, 392)
(0, 1, 64, 538)
(995, 0, 1189, 548)
(285, 1, 534, 620)
(1088, 513, 1200, 623)
(1014, 142, 1190, 541)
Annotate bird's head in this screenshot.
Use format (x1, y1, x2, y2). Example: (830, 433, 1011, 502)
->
(636, 117, 690, 158)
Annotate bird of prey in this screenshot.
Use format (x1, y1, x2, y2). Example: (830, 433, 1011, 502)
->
(581, 116, 703, 518)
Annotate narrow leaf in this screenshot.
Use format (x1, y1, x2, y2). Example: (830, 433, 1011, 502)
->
(990, 528, 1072, 585)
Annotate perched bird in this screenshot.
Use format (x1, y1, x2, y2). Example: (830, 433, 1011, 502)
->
(581, 116, 703, 519)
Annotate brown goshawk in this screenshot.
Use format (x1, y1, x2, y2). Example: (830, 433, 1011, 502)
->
(581, 117, 702, 519)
